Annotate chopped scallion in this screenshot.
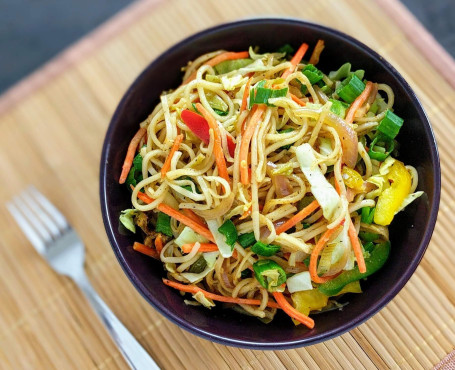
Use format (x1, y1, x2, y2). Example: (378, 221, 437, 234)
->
(377, 110, 404, 139)
(336, 74, 365, 103)
(329, 99, 349, 118)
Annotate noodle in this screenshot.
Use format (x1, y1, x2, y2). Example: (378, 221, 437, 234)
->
(119, 43, 422, 328)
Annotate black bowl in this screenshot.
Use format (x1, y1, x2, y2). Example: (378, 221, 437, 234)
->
(100, 18, 440, 349)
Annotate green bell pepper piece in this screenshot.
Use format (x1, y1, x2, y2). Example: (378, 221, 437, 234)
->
(253, 259, 287, 292)
(318, 241, 391, 296)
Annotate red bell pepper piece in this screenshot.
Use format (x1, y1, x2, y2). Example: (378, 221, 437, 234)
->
(181, 109, 236, 158)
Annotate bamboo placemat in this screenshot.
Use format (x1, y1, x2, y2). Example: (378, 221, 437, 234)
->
(0, 0, 453, 368)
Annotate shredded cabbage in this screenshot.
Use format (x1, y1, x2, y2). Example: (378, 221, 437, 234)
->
(296, 143, 341, 220)
(175, 227, 209, 247)
(206, 220, 233, 258)
(119, 209, 139, 233)
(287, 271, 313, 293)
(192, 291, 215, 308)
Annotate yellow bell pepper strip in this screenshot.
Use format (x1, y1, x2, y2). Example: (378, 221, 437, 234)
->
(342, 167, 364, 191)
(374, 160, 412, 226)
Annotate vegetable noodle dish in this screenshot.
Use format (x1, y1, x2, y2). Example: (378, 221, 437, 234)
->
(118, 41, 423, 328)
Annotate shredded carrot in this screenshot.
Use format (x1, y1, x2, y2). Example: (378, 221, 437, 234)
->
(239, 105, 267, 185)
(272, 291, 314, 329)
(308, 39, 325, 65)
(161, 134, 184, 179)
(239, 206, 252, 220)
(281, 42, 309, 79)
(133, 242, 159, 259)
(240, 76, 253, 113)
(182, 209, 206, 227)
(136, 189, 154, 204)
(155, 234, 164, 254)
(119, 128, 147, 184)
(181, 243, 218, 254)
(290, 93, 306, 106)
(195, 103, 230, 184)
(183, 51, 249, 84)
(309, 221, 344, 283)
(275, 200, 320, 235)
(157, 203, 215, 243)
(134, 189, 215, 243)
(345, 81, 374, 124)
(163, 278, 280, 308)
(348, 219, 367, 273)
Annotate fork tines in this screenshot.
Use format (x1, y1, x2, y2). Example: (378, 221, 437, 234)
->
(6, 186, 69, 254)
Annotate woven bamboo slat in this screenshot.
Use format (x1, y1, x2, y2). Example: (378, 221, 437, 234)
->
(0, 0, 453, 368)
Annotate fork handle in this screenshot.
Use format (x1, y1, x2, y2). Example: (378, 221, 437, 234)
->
(76, 274, 160, 370)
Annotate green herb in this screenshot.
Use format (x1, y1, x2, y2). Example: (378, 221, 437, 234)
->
(218, 219, 238, 247)
(318, 241, 391, 296)
(377, 110, 404, 139)
(155, 212, 173, 237)
(188, 255, 207, 273)
(253, 259, 287, 292)
(251, 241, 281, 257)
(238, 232, 256, 248)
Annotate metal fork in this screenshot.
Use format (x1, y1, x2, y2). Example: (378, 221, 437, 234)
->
(6, 186, 159, 370)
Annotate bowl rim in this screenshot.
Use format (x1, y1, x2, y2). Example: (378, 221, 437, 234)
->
(100, 17, 441, 349)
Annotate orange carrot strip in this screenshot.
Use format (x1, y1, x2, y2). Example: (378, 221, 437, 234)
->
(119, 128, 147, 184)
(239, 206, 252, 220)
(183, 51, 249, 84)
(275, 200, 320, 235)
(309, 221, 344, 283)
(134, 189, 215, 243)
(345, 81, 374, 124)
(133, 242, 159, 259)
(161, 134, 184, 179)
(348, 219, 367, 273)
(136, 189, 154, 204)
(281, 42, 309, 79)
(272, 291, 315, 329)
(163, 278, 280, 309)
(239, 105, 267, 185)
(196, 103, 230, 184)
(155, 234, 164, 254)
(181, 243, 219, 254)
(308, 39, 325, 65)
(182, 209, 206, 227)
(240, 76, 253, 113)
(157, 203, 215, 243)
(290, 93, 306, 106)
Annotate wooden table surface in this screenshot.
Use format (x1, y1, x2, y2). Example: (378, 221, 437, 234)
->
(1, 0, 454, 368)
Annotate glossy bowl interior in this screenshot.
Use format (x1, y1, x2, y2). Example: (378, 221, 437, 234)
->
(100, 18, 440, 349)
